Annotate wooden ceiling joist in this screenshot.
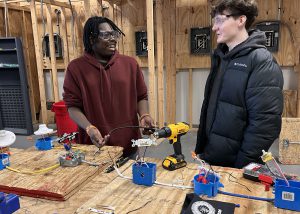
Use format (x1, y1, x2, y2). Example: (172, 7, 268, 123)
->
(0, 2, 30, 11)
(2, 0, 27, 4)
(34, 0, 71, 9)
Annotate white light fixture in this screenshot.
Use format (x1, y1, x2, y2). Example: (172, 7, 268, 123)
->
(0, 130, 16, 147)
(34, 124, 54, 136)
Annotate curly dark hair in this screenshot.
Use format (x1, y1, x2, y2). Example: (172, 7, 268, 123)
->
(83, 16, 125, 53)
(211, 0, 258, 29)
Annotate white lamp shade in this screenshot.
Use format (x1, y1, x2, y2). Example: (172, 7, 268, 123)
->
(0, 130, 16, 147)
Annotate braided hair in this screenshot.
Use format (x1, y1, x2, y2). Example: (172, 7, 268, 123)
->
(83, 16, 125, 53)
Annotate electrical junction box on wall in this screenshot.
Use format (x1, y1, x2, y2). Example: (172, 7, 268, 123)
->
(190, 27, 211, 54)
(42, 33, 63, 58)
(135, 31, 148, 56)
(255, 21, 280, 52)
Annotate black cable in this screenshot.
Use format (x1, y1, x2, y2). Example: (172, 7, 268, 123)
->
(216, 171, 252, 192)
(108, 125, 158, 136)
(125, 200, 152, 214)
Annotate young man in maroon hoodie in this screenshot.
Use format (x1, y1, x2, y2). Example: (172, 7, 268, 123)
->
(63, 16, 154, 157)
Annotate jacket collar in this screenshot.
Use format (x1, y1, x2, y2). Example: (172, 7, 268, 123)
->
(214, 29, 266, 60)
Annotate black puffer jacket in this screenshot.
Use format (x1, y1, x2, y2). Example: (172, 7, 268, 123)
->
(195, 29, 283, 168)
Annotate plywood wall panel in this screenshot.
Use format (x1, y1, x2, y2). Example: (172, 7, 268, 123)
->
(175, 1, 210, 69)
(273, 24, 296, 66)
(281, 0, 300, 40)
(0, 9, 4, 36)
(7, 10, 22, 37)
(189, 5, 209, 27)
(256, 0, 278, 20)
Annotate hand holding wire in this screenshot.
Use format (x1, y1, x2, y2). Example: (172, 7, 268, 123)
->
(87, 126, 104, 148)
(139, 114, 155, 135)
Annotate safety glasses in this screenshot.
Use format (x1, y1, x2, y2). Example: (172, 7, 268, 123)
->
(98, 31, 121, 40)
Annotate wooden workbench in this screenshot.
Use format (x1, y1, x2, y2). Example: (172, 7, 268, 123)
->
(75, 158, 297, 214)
(14, 157, 298, 214)
(0, 146, 122, 201)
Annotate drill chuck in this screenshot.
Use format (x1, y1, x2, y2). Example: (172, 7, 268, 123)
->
(153, 127, 172, 139)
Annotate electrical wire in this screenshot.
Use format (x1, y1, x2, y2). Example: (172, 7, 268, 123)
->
(141, 146, 148, 162)
(218, 190, 274, 202)
(125, 200, 152, 214)
(108, 125, 157, 136)
(217, 171, 252, 192)
(81, 159, 110, 166)
(6, 163, 60, 175)
(271, 158, 289, 186)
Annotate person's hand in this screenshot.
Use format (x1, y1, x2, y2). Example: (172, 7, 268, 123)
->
(86, 125, 105, 148)
(139, 114, 155, 135)
(103, 134, 110, 144)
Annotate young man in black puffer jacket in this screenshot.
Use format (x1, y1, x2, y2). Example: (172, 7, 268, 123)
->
(195, 0, 283, 168)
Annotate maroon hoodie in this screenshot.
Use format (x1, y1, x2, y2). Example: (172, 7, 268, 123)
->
(63, 52, 148, 156)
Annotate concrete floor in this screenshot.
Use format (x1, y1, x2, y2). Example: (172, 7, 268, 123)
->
(10, 126, 300, 177)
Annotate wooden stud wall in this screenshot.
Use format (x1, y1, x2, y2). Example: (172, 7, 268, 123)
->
(45, 3, 59, 102)
(175, 0, 211, 69)
(2, 0, 300, 127)
(146, 0, 156, 122)
(107, 0, 300, 122)
(163, 0, 176, 124)
(30, 0, 48, 123)
(155, 0, 164, 127)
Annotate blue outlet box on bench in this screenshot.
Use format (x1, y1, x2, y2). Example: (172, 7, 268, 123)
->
(0, 192, 20, 214)
(132, 162, 156, 186)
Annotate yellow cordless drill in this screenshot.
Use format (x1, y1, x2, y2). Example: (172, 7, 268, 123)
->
(153, 122, 190, 171)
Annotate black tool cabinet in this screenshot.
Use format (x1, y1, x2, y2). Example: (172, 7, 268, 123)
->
(0, 37, 33, 135)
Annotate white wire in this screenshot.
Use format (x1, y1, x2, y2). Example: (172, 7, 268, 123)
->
(114, 166, 131, 180)
(154, 181, 193, 189)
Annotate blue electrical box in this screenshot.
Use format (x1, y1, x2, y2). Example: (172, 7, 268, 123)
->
(274, 179, 300, 212)
(0, 192, 20, 214)
(132, 162, 156, 186)
(35, 137, 52, 151)
(194, 173, 224, 197)
(0, 154, 9, 170)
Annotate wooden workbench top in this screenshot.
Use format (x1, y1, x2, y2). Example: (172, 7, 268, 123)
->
(76, 158, 297, 214)
(14, 157, 297, 213)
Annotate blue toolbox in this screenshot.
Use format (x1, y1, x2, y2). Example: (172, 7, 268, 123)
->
(0, 192, 20, 214)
